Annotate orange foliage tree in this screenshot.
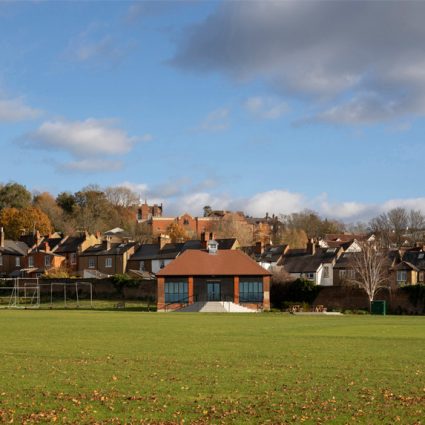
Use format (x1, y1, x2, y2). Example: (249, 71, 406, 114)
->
(0, 206, 53, 239)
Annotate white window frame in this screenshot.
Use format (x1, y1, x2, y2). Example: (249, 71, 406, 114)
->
(105, 257, 112, 268)
(396, 270, 407, 283)
(70, 253, 77, 265)
(44, 256, 51, 267)
(28, 256, 34, 268)
(15, 257, 20, 267)
(88, 258, 96, 269)
(139, 261, 145, 271)
(323, 266, 329, 278)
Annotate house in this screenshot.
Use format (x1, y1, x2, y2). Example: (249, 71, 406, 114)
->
(79, 239, 138, 277)
(391, 249, 425, 286)
(243, 242, 288, 271)
(0, 227, 29, 277)
(156, 240, 271, 311)
(24, 241, 66, 277)
(279, 240, 342, 286)
(333, 252, 361, 286)
(54, 232, 100, 274)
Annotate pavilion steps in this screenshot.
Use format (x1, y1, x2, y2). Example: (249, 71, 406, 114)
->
(175, 301, 258, 313)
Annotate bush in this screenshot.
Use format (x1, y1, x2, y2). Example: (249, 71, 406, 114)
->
(270, 278, 323, 310)
(400, 284, 425, 313)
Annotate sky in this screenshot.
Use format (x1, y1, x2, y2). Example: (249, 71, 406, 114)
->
(2, 0, 425, 222)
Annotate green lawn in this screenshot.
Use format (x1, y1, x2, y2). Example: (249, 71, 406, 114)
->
(0, 312, 423, 424)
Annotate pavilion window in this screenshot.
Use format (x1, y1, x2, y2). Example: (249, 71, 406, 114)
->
(165, 280, 188, 303)
(239, 279, 263, 302)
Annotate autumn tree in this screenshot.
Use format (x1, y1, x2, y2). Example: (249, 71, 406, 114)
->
(211, 213, 253, 246)
(349, 242, 390, 311)
(0, 182, 32, 210)
(166, 222, 188, 242)
(33, 192, 68, 232)
(280, 228, 308, 249)
(0, 206, 52, 239)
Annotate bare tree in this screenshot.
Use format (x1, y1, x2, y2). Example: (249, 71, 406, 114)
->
(349, 242, 390, 310)
(105, 186, 140, 208)
(408, 209, 425, 243)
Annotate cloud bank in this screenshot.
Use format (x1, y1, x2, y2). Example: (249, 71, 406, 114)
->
(172, 1, 425, 124)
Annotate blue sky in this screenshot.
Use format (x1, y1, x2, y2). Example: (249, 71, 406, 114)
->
(2, 1, 425, 221)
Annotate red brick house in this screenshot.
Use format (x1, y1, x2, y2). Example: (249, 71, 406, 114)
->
(156, 241, 271, 312)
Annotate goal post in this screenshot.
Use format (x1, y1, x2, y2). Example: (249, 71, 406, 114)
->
(0, 278, 40, 309)
(46, 281, 93, 309)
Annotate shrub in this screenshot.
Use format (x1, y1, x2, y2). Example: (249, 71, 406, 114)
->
(270, 278, 323, 310)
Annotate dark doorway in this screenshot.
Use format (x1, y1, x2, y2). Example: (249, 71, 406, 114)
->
(207, 282, 221, 301)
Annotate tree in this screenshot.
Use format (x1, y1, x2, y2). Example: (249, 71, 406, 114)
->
(211, 213, 253, 246)
(33, 192, 66, 232)
(105, 186, 140, 208)
(0, 206, 52, 239)
(0, 182, 32, 210)
(166, 222, 188, 242)
(56, 192, 76, 214)
(203, 205, 212, 217)
(408, 209, 425, 243)
(280, 228, 308, 249)
(349, 242, 390, 311)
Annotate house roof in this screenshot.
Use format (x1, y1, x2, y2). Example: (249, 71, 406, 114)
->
(55, 235, 86, 253)
(259, 244, 288, 263)
(157, 249, 271, 277)
(334, 252, 360, 269)
(130, 243, 161, 260)
(399, 251, 425, 271)
(0, 240, 29, 256)
(280, 247, 340, 273)
(79, 242, 137, 257)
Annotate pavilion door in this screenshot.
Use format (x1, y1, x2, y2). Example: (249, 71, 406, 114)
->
(207, 282, 221, 301)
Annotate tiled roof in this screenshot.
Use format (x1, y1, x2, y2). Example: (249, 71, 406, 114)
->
(130, 244, 161, 260)
(259, 245, 288, 263)
(157, 249, 271, 277)
(55, 235, 85, 253)
(0, 240, 29, 256)
(280, 247, 340, 273)
(79, 242, 137, 256)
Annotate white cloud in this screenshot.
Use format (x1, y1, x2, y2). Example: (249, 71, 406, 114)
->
(244, 96, 288, 119)
(0, 97, 42, 122)
(62, 159, 123, 173)
(23, 118, 137, 157)
(173, 1, 425, 124)
(196, 108, 230, 132)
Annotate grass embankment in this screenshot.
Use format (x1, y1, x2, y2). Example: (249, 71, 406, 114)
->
(0, 312, 423, 424)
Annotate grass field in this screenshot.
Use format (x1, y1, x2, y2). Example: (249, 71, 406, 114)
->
(0, 312, 424, 424)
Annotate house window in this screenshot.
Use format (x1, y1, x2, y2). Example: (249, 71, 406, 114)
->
(139, 261, 145, 271)
(160, 260, 165, 269)
(306, 273, 314, 280)
(165, 280, 188, 303)
(323, 266, 329, 278)
(183, 219, 189, 225)
(15, 257, 20, 267)
(88, 258, 96, 269)
(105, 258, 112, 268)
(70, 253, 77, 265)
(396, 271, 407, 283)
(239, 279, 263, 302)
(339, 270, 347, 279)
(419, 272, 424, 283)
(44, 256, 51, 267)
(348, 270, 356, 280)
(0, 254, 2, 266)
(28, 256, 34, 267)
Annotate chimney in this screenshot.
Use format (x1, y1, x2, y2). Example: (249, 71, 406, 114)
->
(255, 241, 264, 255)
(0, 227, 4, 248)
(158, 234, 170, 250)
(306, 239, 316, 255)
(44, 241, 50, 252)
(106, 236, 112, 251)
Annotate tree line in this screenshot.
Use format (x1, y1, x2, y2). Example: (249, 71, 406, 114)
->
(1, 181, 424, 247)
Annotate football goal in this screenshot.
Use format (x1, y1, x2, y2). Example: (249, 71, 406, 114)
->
(0, 278, 40, 309)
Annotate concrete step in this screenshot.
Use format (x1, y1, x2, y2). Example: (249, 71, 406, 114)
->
(176, 301, 258, 313)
